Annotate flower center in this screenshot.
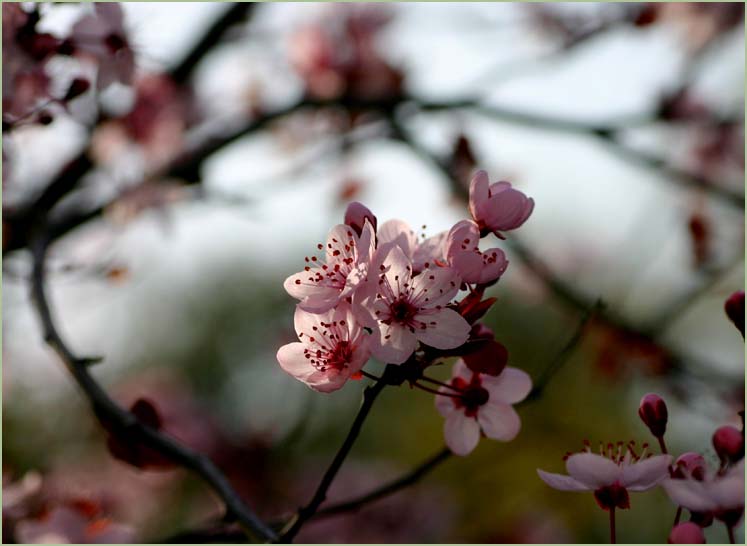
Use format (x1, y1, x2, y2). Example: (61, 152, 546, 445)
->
(451, 376, 490, 417)
(326, 340, 352, 371)
(390, 297, 417, 323)
(105, 33, 127, 53)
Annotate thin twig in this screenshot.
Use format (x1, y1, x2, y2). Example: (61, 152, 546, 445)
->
(315, 447, 452, 518)
(278, 376, 388, 542)
(29, 235, 277, 543)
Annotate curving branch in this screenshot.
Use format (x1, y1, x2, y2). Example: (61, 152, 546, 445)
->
(28, 234, 277, 543)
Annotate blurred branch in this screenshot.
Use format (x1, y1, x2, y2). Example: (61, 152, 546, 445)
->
(28, 234, 277, 543)
(169, 3, 255, 85)
(279, 375, 389, 542)
(315, 446, 452, 519)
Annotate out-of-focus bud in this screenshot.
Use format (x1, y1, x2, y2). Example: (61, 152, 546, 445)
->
(668, 522, 706, 544)
(712, 425, 744, 466)
(63, 78, 90, 101)
(454, 291, 496, 324)
(344, 201, 377, 237)
(463, 338, 508, 377)
(673, 452, 707, 480)
(638, 393, 668, 438)
(724, 290, 744, 338)
(37, 111, 54, 125)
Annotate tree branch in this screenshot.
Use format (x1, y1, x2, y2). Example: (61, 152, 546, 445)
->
(278, 375, 389, 542)
(28, 234, 277, 543)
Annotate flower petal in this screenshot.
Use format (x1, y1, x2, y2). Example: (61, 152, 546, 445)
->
(277, 342, 315, 381)
(662, 479, 715, 513)
(565, 452, 621, 488)
(477, 401, 521, 441)
(469, 170, 490, 221)
(444, 412, 480, 456)
(622, 455, 672, 491)
(378, 219, 417, 258)
(537, 469, 590, 492)
(415, 307, 470, 350)
(370, 321, 417, 364)
(481, 367, 533, 405)
(435, 387, 457, 418)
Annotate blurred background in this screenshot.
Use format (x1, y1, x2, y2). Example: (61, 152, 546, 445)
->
(2, 2, 744, 543)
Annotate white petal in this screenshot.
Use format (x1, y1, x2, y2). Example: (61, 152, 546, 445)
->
(481, 367, 533, 404)
(444, 412, 480, 456)
(415, 308, 470, 350)
(276, 343, 315, 381)
(537, 469, 590, 492)
(710, 473, 745, 509)
(662, 479, 716, 513)
(435, 387, 458, 417)
(477, 402, 521, 441)
(565, 452, 621, 488)
(622, 455, 672, 491)
(410, 266, 460, 308)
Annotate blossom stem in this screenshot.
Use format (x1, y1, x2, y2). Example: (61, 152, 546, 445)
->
(279, 375, 388, 542)
(361, 370, 382, 381)
(419, 375, 463, 392)
(727, 524, 735, 544)
(609, 507, 616, 544)
(657, 436, 668, 454)
(673, 506, 682, 525)
(413, 382, 462, 398)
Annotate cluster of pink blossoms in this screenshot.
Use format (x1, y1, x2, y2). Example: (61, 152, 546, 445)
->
(277, 171, 535, 455)
(538, 392, 745, 543)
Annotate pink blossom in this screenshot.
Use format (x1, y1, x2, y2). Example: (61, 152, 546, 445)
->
(358, 244, 470, 364)
(377, 219, 447, 274)
(15, 505, 135, 544)
(445, 220, 508, 285)
(468, 170, 534, 238)
(344, 201, 377, 238)
(538, 443, 672, 510)
(663, 460, 745, 527)
(70, 4, 134, 89)
(277, 302, 371, 393)
(284, 221, 375, 313)
(435, 359, 531, 456)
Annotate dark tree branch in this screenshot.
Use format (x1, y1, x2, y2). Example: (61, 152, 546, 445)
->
(28, 234, 277, 543)
(315, 447, 452, 519)
(278, 375, 389, 542)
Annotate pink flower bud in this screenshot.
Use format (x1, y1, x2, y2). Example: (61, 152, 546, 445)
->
(712, 425, 744, 465)
(638, 393, 668, 438)
(673, 452, 706, 480)
(468, 170, 534, 238)
(724, 290, 744, 338)
(668, 522, 706, 544)
(344, 201, 377, 237)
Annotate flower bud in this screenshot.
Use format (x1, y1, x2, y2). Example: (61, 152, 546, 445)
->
(668, 522, 705, 544)
(673, 452, 706, 480)
(468, 170, 534, 238)
(344, 201, 377, 237)
(724, 290, 744, 338)
(638, 393, 668, 438)
(712, 425, 744, 465)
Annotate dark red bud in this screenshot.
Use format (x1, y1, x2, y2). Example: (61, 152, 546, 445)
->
(455, 291, 496, 324)
(673, 452, 706, 481)
(638, 393, 668, 438)
(463, 338, 508, 376)
(712, 425, 744, 465)
(724, 290, 744, 338)
(63, 78, 90, 101)
(106, 398, 174, 470)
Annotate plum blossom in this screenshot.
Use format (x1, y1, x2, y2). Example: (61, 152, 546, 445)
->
(538, 442, 672, 510)
(435, 359, 531, 456)
(445, 220, 508, 285)
(663, 460, 745, 528)
(284, 221, 375, 313)
(277, 302, 371, 393)
(377, 219, 447, 274)
(70, 4, 134, 89)
(358, 244, 470, 364)
(469, 171, 534, 238)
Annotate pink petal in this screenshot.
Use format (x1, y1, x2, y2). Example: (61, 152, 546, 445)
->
(477, 401, 521, 441)
(371, 321, 418, 364)
(412, 231, 447, 272)
(380, 244, 412, 296)
(565, 452, 621, 488)
(415, 307, 470, 350)
(378, 219, 417, 258)
(444, 412, 480, 456)
(537, 469, 590, 492)
(710, 473, 745, 509)
(325, 224, 358, 263)
(277, 343, 315, 381)
(435, 386, 457, 417)
(469, 170, 490, 222)
(481, 367, 532, 404)
(621, 455, 672, 491)
(409, 265, 460, 308)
